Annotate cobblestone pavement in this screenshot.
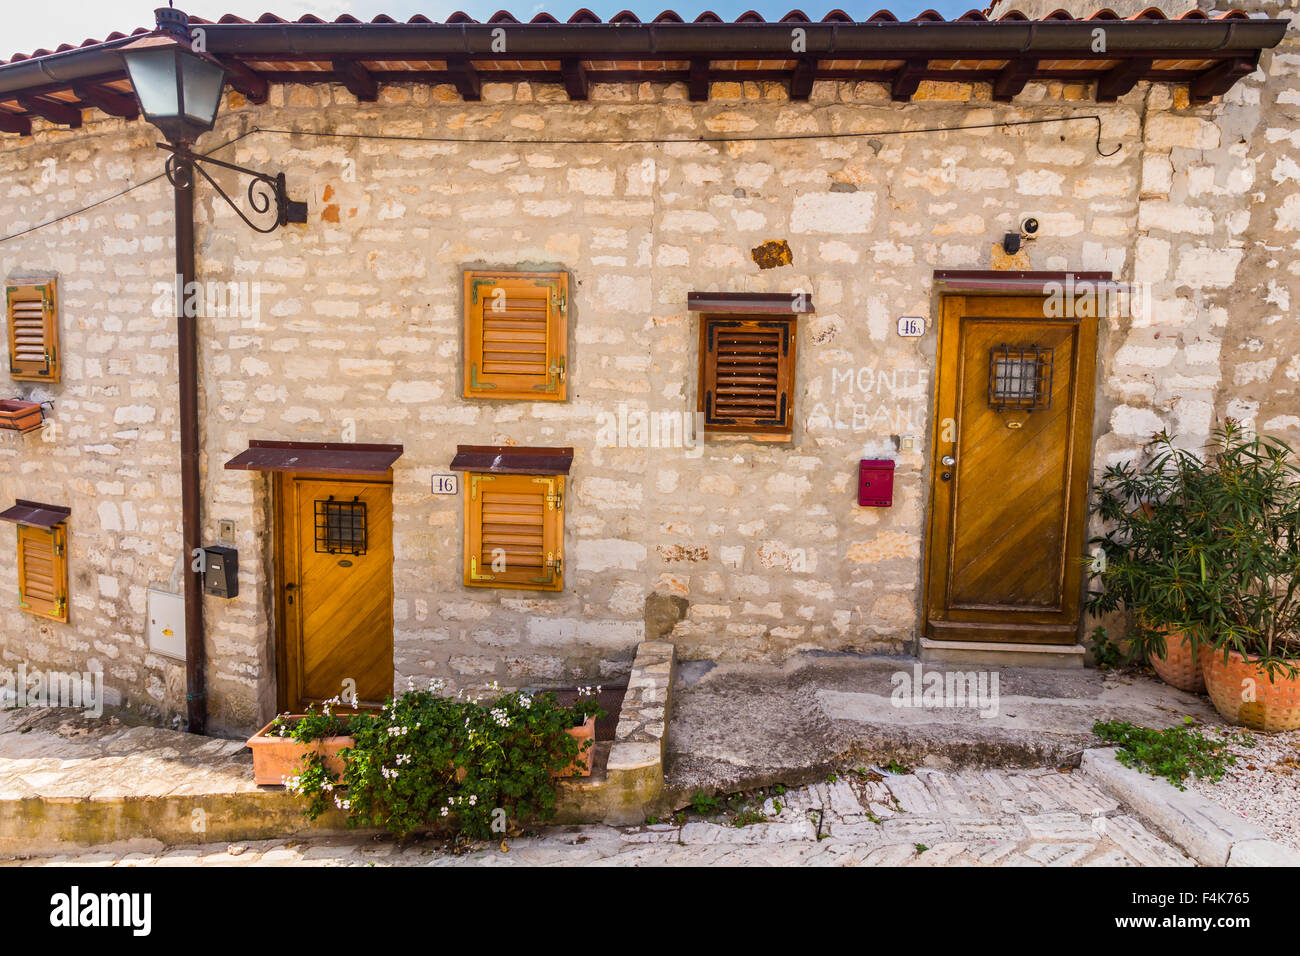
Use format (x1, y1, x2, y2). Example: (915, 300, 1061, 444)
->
(5, 767, 1193, 866)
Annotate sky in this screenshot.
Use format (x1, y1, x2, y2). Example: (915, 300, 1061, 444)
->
(6, 0, 982, 60)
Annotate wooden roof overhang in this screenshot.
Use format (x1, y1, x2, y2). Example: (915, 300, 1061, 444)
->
(0, 9, 1289, 135)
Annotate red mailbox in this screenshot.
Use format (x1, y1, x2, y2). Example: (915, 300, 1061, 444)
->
(858, 459, 895, 507)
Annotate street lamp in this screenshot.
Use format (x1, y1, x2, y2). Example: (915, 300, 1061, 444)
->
(119, 7, 306, 734)
(121, 32, 224, 145)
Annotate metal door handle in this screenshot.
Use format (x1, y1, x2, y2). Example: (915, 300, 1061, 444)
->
(941, 455, 956, 467)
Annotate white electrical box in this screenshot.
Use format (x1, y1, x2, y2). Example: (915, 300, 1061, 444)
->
(147, 588, 186, 660)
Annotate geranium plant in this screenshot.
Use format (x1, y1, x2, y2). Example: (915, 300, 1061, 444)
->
(1089, 423, 1300, 677)
(286, 681, 602, 840)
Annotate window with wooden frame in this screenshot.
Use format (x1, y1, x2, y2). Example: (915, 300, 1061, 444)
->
(463, 271, 567, 400)
(698, 315, 797, 438)
(463, 473, 565, 591)
(5, 279, 59, 382)
(0, 501, 71, 623)
(450, 445, 571, 592)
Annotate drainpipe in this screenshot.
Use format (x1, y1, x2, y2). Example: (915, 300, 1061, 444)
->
(173, 151, 206, 735)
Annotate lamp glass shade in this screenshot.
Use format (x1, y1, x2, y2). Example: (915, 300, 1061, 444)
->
(123, 47, 179, 118)
(122, 44, 225, 142)
(181, 55, 225, 126)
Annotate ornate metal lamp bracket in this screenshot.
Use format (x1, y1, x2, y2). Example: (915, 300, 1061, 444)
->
(160, 142, 308, 233)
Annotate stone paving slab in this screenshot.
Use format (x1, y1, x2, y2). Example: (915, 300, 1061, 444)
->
(666, 654, 1220, 795)
(0, 765, 1193, 867)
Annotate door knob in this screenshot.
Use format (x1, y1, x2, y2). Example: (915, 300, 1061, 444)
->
(941, 455, 956, 467)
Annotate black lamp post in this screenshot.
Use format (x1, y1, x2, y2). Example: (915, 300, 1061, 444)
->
(120, 7, 306, 734)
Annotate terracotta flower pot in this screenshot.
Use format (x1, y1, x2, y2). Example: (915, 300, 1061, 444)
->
(557, 715, 596, 778)
(1149, 625, 1205, 693)
(1202, 650, 1300, 732)
(247, 716, 354, 786)
(0, 399, 42, 434)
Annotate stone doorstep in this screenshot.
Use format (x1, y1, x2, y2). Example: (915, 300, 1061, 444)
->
(1081, 748, 1300, 868)
(554, 641, 676, 826)
(0, 642, 679, 851)
(919, 637, 1086, 669)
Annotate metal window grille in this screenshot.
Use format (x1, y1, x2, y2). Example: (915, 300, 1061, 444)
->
(315, 496, 367, 555)
(988, 344, 1053, 412)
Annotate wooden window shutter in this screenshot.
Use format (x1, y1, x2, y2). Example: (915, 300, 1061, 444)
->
(463, 271, 567, 400)
(699, 315, 796, 437)
(463, 472, 564, 591)
(17, 524, 68, 622)
(6, 279, 59, 382)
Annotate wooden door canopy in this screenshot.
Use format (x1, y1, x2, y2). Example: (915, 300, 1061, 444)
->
(687, 291, 815, 315)
(0, 499, 69, 528)
(450, 445, 573, 476)
(225, 440, 403, 476)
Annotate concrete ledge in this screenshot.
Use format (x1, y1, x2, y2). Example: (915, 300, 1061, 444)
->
(1082, 747, 1300, 867)
(919, 637, 1085, 669)
(0, 647, 679, 851)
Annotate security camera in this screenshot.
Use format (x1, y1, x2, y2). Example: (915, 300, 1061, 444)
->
(1021, 217, 1040, 238)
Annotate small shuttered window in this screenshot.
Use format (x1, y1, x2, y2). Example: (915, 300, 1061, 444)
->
(18, 524, 68, 623)
(463, 472, 564, 591)
(463, 271, 567, 400)
(5, 279, 59, 382)
(699, 315, 797, 438)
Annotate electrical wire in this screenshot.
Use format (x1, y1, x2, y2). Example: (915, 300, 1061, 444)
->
(0, 128, 260, 245)
(251, 114, 1120, 154)
(0, 114, 1120, 245)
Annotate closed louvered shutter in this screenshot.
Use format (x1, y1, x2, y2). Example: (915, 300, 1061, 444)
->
(464, 473, 563, 591)
(6, 280, 59, 382)
(463, 272, 567, 400)
(700, 316, 796, 436)
(17, 524, 67, 622)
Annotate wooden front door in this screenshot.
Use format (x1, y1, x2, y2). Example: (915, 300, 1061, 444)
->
(276, 474, 394, 710)
(923, 293, 1098, 644)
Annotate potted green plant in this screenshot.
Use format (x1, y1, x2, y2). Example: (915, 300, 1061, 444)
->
(1090, 423, 1300, 728)
(286, 681, 603, 840)
(1088, 432, 1209, 692)
(246, 704, 355, 786)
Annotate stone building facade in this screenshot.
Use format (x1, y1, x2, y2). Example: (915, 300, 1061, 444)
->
(0, 4, 1296, 735)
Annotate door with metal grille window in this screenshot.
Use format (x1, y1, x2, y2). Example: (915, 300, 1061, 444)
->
(923, 294, 1099, 644)
(278, 475, 394, 710)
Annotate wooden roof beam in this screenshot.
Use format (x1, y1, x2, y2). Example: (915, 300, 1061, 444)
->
(688, 58, 710, 102)
(890, 59, 927, 102)
(70, 83, 138, 119)
(1095, 57, 1153, 102)
(1190, 55, 1257, 103)
(221, 60, 270, 104)
(0, 112, 31, 135)
(789, 57, 817, 101)
(992, 57, 1037, 102)
(447, 58, 481, 101)
(16, 96, 81, 129)
(335, 59, 378, 102)
(561, 57, 588, 101)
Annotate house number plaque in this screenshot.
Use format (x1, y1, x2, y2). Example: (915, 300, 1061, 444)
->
(431, 474, 459, 496)
(897, 316, 926, 337)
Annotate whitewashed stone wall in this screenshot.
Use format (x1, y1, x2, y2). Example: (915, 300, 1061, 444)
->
(0, 4, 1297, 734)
